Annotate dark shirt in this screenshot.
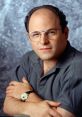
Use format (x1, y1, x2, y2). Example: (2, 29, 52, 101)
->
(11, 42, 82, 117)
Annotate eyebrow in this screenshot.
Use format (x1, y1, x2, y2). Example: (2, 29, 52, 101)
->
(29, 28, 61, 34)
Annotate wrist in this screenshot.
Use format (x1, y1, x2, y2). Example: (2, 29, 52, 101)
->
(27, 92, 43, 102)
(20, 90, 34, 102)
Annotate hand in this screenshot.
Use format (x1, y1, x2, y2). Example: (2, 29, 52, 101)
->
(6, 77, 33, 99)
(24, 100, 61, 117)
(43, 100, 62, 117)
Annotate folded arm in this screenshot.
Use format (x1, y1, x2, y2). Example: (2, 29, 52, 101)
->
(3, 78, 75, 117)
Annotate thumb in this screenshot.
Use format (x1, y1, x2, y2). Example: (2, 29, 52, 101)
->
(22, 77, 28, 83)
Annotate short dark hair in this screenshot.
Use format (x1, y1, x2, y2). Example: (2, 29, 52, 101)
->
(24, 5, 68, 32)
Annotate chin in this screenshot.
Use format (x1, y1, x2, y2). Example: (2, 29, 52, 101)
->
(39, 54, 55, 60)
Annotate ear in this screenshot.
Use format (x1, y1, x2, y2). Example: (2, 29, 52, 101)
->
(64, 27, 69, 40)
(26, 32, 31, 42)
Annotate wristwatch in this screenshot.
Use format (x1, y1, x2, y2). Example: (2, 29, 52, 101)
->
(20, 90, 34, 101)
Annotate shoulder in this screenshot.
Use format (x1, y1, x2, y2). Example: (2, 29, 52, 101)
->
(20, 50, 39, 65)
(65, 44, 82, 69)
(59, 45, 82, 75)
(66, 49, 82, 80)
(59, 47, 82, 87)
(21, 50, 36, 61)
(71, 49, 82, 69)
(56, 45, 82, 116)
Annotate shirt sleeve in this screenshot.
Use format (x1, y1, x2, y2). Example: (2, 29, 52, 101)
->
(9, 53, 30, 82)
(57, 60, 82, 116)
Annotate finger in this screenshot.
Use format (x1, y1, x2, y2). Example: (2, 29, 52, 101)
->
(6, 89, 14, 94)
(49, 108, 57, 117)
(49, 108, 61, 117)
(6, 86, 14, 91)
(6, 86, 15, 92)
(9, 81, 19, 86)
(6, 86, 15, 91)
(22, 77, 28, 83)
(46, 100, 61, 107)
(6, 93, 13, 97)
(6, 92, 15, 98)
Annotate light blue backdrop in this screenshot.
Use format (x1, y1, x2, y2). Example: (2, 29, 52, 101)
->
(0, 0, 82, 115)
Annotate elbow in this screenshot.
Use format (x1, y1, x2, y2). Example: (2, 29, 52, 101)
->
(3, 100, 11, 116)
(3, 105, 12, 116)
(3, 103, 8, 115)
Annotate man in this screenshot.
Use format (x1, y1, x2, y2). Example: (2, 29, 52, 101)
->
(3, 5, 82, 117)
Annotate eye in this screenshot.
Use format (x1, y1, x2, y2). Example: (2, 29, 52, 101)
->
(48, 30, 57, 35)
(32, 32, 40, 37)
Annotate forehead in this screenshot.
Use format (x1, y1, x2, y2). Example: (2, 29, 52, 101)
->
(30, 8, 59, 21)
(28, 8, 60, 31)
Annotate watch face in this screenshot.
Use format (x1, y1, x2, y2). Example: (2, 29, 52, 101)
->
(21, 93, 28, 101)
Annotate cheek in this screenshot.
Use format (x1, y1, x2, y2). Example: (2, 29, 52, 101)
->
(50, 37, 66, 51)
(30, 42, 39, 51)
(50, 38, 60, 48)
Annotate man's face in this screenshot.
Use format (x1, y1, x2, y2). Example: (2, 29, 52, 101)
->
(28, 8, 68, 61)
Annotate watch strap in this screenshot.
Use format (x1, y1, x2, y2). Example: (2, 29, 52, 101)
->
(20, 90, 34, 102)
(25, 90, 34, 94)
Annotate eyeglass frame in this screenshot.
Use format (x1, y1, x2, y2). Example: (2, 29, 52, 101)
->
(28, 28, 62, 42)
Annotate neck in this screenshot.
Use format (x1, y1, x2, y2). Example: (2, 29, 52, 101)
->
(43, 59, 57, 75)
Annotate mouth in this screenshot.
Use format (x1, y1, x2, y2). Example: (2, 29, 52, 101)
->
(39, 47, 52, 51)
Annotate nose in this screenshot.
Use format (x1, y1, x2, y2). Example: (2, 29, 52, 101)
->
(40, 33, 49, 45)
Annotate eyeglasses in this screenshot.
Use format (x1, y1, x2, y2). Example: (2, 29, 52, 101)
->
(28, 28, 62, 42)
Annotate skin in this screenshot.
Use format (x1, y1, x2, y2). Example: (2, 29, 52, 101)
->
(5, 78, 61, 117)
(3, 8, 75, 117)
(28, 8, 68, 73)
(28, 8, 68, 60)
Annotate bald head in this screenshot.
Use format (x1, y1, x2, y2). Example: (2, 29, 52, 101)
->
(24, 5, 68, 32)
(28, 8, 61, 33)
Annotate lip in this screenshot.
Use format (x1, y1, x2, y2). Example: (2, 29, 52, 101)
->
(39, 47, 51, 51)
